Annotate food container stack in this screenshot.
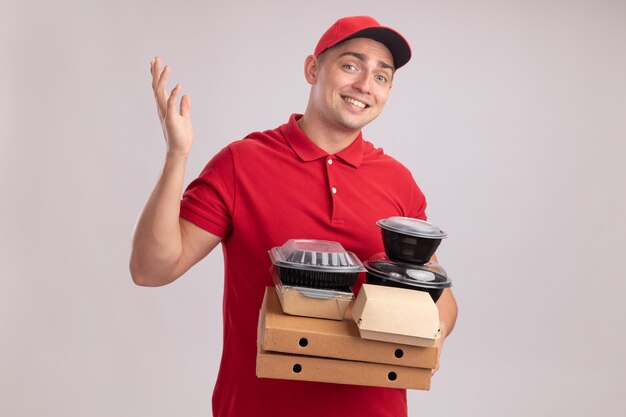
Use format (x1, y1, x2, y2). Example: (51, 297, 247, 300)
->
(268, 239, 364, 320)
(353, 217, 453, 347)
(366, 217, 452, 302)
(257, 231, 450, 390)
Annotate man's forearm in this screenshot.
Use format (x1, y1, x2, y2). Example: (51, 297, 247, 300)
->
(130, 152, 189, 285)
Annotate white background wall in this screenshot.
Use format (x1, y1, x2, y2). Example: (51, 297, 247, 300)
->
(2, 0, 625, 416)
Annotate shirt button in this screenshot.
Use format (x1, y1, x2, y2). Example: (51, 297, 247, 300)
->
(327, 159, 333, 165)
(331, 187, 337, 194)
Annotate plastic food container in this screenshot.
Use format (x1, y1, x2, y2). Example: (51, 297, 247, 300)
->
(377, 217, 447, 264)
(363, 253, 452, 302)
(269, 239, 365, 289)
(270, 266, 354, 320)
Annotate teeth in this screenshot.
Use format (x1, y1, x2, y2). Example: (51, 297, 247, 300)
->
(345, 97, 366, 108)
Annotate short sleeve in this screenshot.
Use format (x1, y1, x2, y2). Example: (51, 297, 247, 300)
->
(180, 146, 236, 239)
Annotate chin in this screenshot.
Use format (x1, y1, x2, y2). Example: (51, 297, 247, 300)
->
(337, 114, 377, 131)
(335, 113, 377, 130)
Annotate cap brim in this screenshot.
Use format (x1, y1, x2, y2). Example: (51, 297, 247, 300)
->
(343, 27, 412, 69)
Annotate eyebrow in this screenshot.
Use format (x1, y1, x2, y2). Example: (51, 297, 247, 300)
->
(338, 51, 395, 72)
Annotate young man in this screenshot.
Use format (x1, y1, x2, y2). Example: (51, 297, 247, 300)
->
(131, 16, 457, 417)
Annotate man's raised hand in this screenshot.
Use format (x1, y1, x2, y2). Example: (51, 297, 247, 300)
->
(150, 56, 194, 156)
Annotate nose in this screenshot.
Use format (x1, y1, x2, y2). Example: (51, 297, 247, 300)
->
(352, 71, 372, 94)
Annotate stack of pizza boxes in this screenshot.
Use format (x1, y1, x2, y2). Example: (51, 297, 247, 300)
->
(257, 223, 452, 390)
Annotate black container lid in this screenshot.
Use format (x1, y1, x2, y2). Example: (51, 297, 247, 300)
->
(377, 217, 447, 239)
(364, 253, 452, 289)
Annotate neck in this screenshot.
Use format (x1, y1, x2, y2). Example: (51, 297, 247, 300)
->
(297, 113, 360, 155)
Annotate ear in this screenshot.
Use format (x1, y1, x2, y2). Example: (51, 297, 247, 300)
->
(303, 54, 318, 85)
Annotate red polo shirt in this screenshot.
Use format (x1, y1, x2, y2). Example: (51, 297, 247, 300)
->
(180, 114, 427, 417)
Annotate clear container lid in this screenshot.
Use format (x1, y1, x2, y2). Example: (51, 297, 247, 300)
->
(270, 266, 354, 300)
(377, 217, 447, 239)
(364, 253, 452, 289)
(269, 239, 365, 273)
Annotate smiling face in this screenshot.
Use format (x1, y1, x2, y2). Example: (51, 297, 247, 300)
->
(304, 37, 395, 136)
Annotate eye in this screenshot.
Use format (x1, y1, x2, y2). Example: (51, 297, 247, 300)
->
(343, 64, 358, 72)
(375, 74, 388, 84)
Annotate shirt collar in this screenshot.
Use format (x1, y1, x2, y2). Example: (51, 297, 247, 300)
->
(282, 114, 364, 168)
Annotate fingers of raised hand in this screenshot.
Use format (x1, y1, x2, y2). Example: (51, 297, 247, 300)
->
(180, 95, 191, 118)
(151, 57, 170, 117)
(150, 56, 166, 89)
(166, 84, 181, 115)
